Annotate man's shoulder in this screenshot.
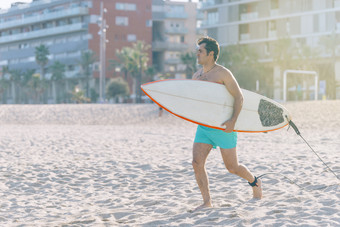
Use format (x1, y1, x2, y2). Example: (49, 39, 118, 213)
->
(216, 65, 232, 77)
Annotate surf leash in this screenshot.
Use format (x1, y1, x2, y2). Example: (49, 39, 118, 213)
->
(285, 116, 340, 183)
(256, 172, 339, 192)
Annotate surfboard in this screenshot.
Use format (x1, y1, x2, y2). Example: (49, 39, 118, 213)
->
(141, 79, 291, 133)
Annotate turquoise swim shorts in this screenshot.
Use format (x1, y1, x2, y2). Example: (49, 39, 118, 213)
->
(194, 125, 237, 149)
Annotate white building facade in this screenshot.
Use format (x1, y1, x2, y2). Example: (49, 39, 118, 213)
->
(152, 0, 198, 79)
(199, 0, 340, 100)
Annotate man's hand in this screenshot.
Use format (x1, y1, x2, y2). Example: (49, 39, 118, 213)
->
(221, 119, 236, 133)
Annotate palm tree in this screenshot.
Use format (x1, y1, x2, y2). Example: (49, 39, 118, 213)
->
(115, 41, 150, 103)
(22, 69, 35, 103)
(35, 44, 49, 79)
(28, 73, 47, 104)
(9, 69, 22, 103)
(80, 51, 96, 98)
(35, 44, 49, 103)
(132, 41, 150, 103)
(144, 66, 156, 83)
(50, 61, 66, 103)
(110, 47, 132, 81)
(0, 66, 10, 103)
(180, 51, 197, 79)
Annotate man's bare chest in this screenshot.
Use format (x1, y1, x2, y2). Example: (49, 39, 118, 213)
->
(197, 73, 223, 84)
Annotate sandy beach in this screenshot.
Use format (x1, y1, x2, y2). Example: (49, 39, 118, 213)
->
(0, 101, 339, 226)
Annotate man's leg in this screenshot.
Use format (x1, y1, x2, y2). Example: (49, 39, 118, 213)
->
(220, 147, 262, 199)
(192, 142, 213, 209)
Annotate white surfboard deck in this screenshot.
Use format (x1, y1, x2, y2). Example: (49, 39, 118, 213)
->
(141, 79, 291, 133)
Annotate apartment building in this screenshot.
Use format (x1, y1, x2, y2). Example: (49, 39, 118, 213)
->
(0, 0, 152, 103)
(152, 0, 198, 79)
(199, 0, 340, 100)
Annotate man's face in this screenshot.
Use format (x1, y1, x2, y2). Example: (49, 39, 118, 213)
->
(196, 43, 212, 65)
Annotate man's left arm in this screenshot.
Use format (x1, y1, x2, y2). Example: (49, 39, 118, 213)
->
(221, 70, 244, 133)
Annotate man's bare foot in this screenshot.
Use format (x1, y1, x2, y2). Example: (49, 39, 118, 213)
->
(252, 178, 262, 199)
(192, 202, 213, 212)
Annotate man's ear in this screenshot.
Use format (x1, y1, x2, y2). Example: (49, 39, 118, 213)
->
(208, 51, 214, 57)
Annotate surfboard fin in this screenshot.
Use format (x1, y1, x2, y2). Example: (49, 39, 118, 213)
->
(288, 119, 300, 135)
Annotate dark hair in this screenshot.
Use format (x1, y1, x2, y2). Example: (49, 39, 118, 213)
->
(197, 36, 220, 61)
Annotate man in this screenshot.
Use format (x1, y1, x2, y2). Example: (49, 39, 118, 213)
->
(192, 37, 262, 210)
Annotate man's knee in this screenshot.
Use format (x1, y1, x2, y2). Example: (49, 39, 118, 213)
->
(226, 165, 238, 174)
(192, 159, 204, 171)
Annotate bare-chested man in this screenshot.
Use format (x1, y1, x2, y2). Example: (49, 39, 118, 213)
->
(192, 37, 262, 211)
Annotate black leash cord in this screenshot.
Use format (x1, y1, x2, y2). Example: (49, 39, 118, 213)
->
(286, 118, 340, 182)
(257, 172, 339, 192)
(254, 119, 339, 193)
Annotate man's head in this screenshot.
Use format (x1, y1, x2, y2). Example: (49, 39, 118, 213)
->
(196, 37, 220, 64)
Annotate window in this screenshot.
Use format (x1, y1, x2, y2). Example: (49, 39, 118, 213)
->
(127, 34, 136, 42)
(70, 17, 81, 24)
(146, 20, 152, 27)
(32, 24, 42, 31)
(56, 19, 68, 26)
(55, 37, 66, 44)
(180, 36, 185, 43)
(44, 40, 53, 46)
(0, 46, 8, 52)
(286, 20, 290, 33)
(270, 0, 279, 9)
(240, 24, 249, 34)
(68, 35, 80, 42)
(19, 43, 29, 49)
(337, 11, 340, 32)
(55, 53, 67, 59)
(264, 43, 270, 56)
(116, 3, 136, 11)
(0, 60, 8, 65)
(268, 20, 276, 31)
(43, 21, 54, 29)
(207, 11, 218, 25)
(11, 28, 20, 35)
(116, 16, 128, 26)
(313, 15, 319, 33)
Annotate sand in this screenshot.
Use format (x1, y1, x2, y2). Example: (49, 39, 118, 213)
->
(0, 101, 339, 226)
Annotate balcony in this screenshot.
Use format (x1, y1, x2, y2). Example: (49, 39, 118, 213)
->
(197, 12, 205, 20)
(165, 58, 181, 65)
(165, 12, 188, 19)
(268, 30, 277, 38)
(240, 33, 250, 41)
(164, 27, 188, 34)
(152, 12, 165, 21)
(270, 9, 279, 17)
(240, 12, 258, 21)
(199, 0, 216, 9)
(0, 7, 88, 30)
(152, 41, 189, 51)
(200, 20, 219, 27)
(335, 0, 340, 7)
(0, 23, 87, 44)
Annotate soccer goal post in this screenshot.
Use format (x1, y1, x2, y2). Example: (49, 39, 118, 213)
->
(283, 70, 318, 102)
